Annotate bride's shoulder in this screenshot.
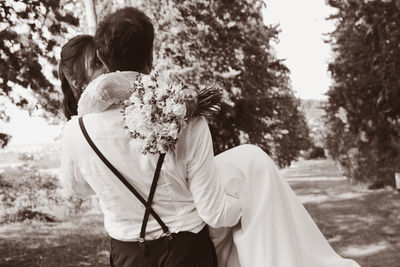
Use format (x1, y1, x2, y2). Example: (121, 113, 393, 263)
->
(78, 71, 143, 116)
(83, 71, 142, 100)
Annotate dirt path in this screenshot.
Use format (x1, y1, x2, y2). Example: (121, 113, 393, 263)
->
(1, 160, 399, 267)
(283, 160, 400, 267)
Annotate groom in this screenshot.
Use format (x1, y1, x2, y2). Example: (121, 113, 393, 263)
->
(94, 7, 154, 75)
(79, 6, 241, 267)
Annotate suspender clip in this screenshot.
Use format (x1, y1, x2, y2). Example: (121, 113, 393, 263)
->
(138, 237, 149, 257)
(138, 237, 145, 246)
(164, 231, 173, 240)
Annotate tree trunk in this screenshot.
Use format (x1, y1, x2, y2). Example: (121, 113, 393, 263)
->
(82, 0, 97, 35)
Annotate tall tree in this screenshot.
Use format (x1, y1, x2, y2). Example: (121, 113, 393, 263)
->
(325, 0, 400, 186)
(128, 0, 311, 166)
(0, 0, 80, 146)
(81, 0, 97, 34)
(0, 0, 311, 166)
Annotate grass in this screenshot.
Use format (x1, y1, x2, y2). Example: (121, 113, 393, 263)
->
(0, 215, 109, 267)
(1, 159, 399, 266)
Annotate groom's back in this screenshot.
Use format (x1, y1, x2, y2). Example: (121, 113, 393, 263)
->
(61, 107, 206, 241)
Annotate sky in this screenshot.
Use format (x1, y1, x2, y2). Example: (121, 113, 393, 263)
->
(262, 0, 337, 100)
(2, 1, 338, 147)
(1, 102, 61, 148)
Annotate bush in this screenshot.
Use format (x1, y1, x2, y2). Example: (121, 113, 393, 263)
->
(0, 159, 94, 223)
(0, 133, 11, 148)
(2, 209, 57, 223)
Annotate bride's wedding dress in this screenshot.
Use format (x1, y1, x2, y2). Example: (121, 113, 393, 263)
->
(79, 72, 360, 267)
(210, 145, 360, 267)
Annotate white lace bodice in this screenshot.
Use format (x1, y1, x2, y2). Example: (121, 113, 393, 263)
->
(77, 71, 143, 116)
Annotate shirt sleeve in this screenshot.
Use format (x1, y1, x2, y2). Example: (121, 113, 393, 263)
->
(60, 121, 95, 197)
(186, 117, 242, 228)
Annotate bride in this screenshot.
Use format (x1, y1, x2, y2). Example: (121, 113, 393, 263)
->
(59, 7, 360, 267)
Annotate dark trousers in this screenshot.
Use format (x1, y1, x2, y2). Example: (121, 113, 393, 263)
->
(110, 226, 218, 267)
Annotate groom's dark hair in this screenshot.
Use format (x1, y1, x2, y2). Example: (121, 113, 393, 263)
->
(94, 7, 154, 73)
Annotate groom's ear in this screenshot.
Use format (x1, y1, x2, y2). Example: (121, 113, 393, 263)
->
(96, 50, 109, 72)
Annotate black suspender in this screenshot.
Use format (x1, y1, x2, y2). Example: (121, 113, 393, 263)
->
(139, 151, 167, 242)
(78, 117, 171, 245)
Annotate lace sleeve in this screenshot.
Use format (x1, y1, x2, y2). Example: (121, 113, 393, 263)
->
(77, 71, 143, 116)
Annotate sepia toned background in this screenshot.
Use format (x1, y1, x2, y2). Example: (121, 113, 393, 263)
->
(1, 0, 400, 266)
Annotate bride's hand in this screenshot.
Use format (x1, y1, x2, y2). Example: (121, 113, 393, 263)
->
(184, 89, 199, 118)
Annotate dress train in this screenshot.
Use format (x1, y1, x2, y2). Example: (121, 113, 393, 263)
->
(209, 145, 360, 267)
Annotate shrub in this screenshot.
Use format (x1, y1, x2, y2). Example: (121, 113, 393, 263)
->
(0, 160, 94, 223)
(0, 133, 11, 148)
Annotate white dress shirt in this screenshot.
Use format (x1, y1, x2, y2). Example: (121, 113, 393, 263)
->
(60, 107, 241, 241)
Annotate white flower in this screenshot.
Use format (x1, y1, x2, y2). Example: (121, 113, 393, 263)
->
(162, 106, 170, 115)
(156, 85, 169, 98)
(173, 104, 186, 117)
(141, 75, 153, 86)
(122, 70, 191, 154)
(13, 2, 27, 12)
(170, 84, 182, 93)
(169, 123, 179, 139)
(170, 26, 179, 35)
(142, 104, 152, 117)
(129, 92, 141, 106)
(158, 123, 171, 137)
(143, 91, 154, 102)
(163, 98, 175, 114)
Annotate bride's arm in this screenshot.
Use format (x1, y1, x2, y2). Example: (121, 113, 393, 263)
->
(186, 117, 242, 228)
(78, 71, 142, 116)
(60, 119, 95, 197)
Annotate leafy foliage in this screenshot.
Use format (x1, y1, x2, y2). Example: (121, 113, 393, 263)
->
(325, 0, 400, 186)
(300, 99, 327, 147)
(0, 0, 311, 166)
(0, 154, 93, 222)
(0, 0, 80, 147)
(127, 0, 311, 166)
(0, 133, 11, 148)
(0, 0, 80, 111)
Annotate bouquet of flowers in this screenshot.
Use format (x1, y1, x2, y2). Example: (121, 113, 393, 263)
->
(122, 71, 221, 154)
